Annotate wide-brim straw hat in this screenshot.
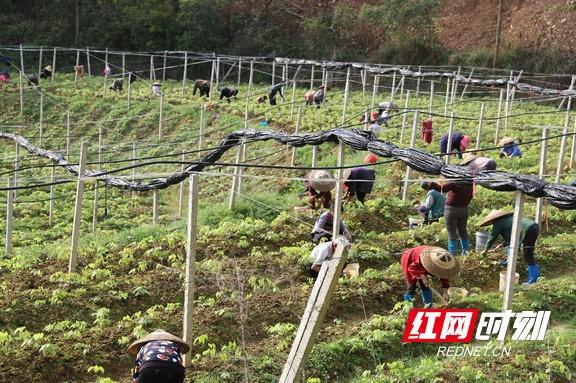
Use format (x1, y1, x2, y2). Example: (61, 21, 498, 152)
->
(153, 81, 161, 86)
(460, 153, 477, 165)
(45, 65, 52, 72)
(480, 209, 513, 226)
(309, 170, 335, 192)
(420, 246, 460, 279)
(128, 329, 190, 355)
(498, 137, 516, 146)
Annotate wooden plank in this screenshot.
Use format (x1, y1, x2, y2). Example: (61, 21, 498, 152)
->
(502, 191, 525, 311)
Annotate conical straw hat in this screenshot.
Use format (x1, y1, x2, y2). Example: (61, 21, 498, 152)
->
(479, 209, 513, 226)
(460, 153, 477, 165)
(45, 65, 52, 72)
(498, 137, 516, 146)
(128, 329, 190, 355)
(309, 170, 336, 192)
(420, 247, 460, 279)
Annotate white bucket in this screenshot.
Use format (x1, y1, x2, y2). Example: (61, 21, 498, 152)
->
(408, 217, 422, 230)
(499, 271, 520, 291)
(475, 231, 490, 251)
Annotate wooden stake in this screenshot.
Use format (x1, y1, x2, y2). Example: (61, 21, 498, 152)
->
(503, 74, 512, 132)
(122, 53, 126, 80)
(451, 68, 460, 105)
(444, 78, 451, 115)
(181, 51, 188, 96)
(86, 48, 91, 76)
(51, 47, 56, 82)
(208, 59, 215, 100)
(5, 177, 14, 257)
(49, 164, 55, 226)
(92, 127, 103, 232)
(402, 110, 419, 202)
(214, 57, 220, 97)
(389, 71, 396, 102)
(361, 68, 367, 99)
(399, 90, 411, 143)
(127, 72, 132, 110)
(415, 66, 421, 97)
(69, 141, 88, 273)
(502, 191, 525, 311)
(555, 106, 572, 183)
(569, 117, 576, 169)
(19, 44, 24, 115)
(152, 190, 158, 226)
(446, 112, 455, 164)
(494, 89, 504, 144)
(182, 174, 199, 367)
(178, 152, 186, 219)
(103, 48, 109, 95)
(162, 50, 167, 81)
(279, 238, 350, 383)
(237, 57, 242, 87)
(475, 102, 485, 150)
(333, 143, 345, 238)
(289, 66, 301, 120)
(66, 112, 71, 157)
(341, 67, 351, 126)
(39, 93, 44, 146)
(371, 74, 379, 110)
(131, 142, 136, 198)
(158, 93, 164, 138)
(399, 75, 405, 100)
(535, 127, 548, 226)
(14, 143, 19, 201)
(459, 68, 475, 100)
(291, 105, 302, 166)
(38, 46, 43, 78)
(198, 105, 204, 150)
(311, 146, 318, 168)
(149, 55, 154, 82)
(428, 81, 434, 117)
(309, 65, 315, 90)
(271, 61, 276, 86)
(228, 141, 244, 210)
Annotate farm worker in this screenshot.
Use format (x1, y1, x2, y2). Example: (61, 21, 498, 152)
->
(128, 329, 189, 383)
(401, 246, 460, 307)
(110, 78, 124, 92)
(40, 65, 52, 79)
(313, 86, 325, 108)
(0, 69, 10, 83)
(304, 90, 315, 106)
(378, 109, 390, 127)
(480, 210, 540, 284)
(27, 73, 39, 87)
(422, 120, 433, 144)
(305, 170, 335, 210)
(439, 132, 471, 159)
(460, 153, 497, 174)
(310, 204, 352, 243)
(152, 81, 161, 96)
(74, 65, 84, 80)
(219, 87, 239, 103)
(498, 137, 522, 158)
(103, 64, 111, 77)
(269, 82, 285, 105)
(430, 180, 473, 255)
(343, 157, 376, 204)
(368, 111, 381, 138)
(417, 182, 445, 224)
(192, 79, 210, 97)
(307, 240, 337, 279)
(378, 101, 398, 114)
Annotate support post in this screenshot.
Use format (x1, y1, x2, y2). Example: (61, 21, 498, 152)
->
(208, 59, 215, 100)
(122, 53, 126, 80)
(178, 152, 186, 219)
(228, 141, 245, 210)
(451, 69, 460, 105)
(311, 146, 318, 168)
(5, 177, 14, 257)
(278, 238, 350, 383)
(14, 144, 19, 201)
(399, 75, 405, 100)
(158, 93, 164, 138)
(494, 89, 504, 144)
(149, 55, 155, 82)
(69, 141, 88, 273)
(555, 105, 572, 183)
(459, 68, 475, 100)
(503, 75, 512, 132)
(333, 143, 345, 238)
(237, 57, 242, 87)
(402, 111, 419, 202)
(152, 190, 158, 226)
(182, 174, 199, 367)
(415, 66, 421, 97)
(291, 105, 302, 166)
(341, 67, 351, 126)
(86, 48, 91, 76)
(399, 90, 411, 143)
(198, 105, 205, 150)
(127, 72, 132, 110)
(214, 57, 220, 97)
(19, 44, 24, 115)
(371, 74, 379, 110)
(38, 46, 43, 78)
(39, 92, 44, 146)
(49, 165, 55, 226)
(535, 127, 548, 226)
(444, 78, 451, 115)
(92, 127, 103, 232)
(309, 65, 315, 90)
(51, 47, 56, 82)
(445, 112, 455, 164)
(475, 102, 485, 150)
(271, 61, 276, 86)
(162, 50, 167, 81)
(289, 66, 301, 120)
(428, 81, 434, 117)
(66, 112, 71, 157)
(103, 48, 109, 95)
(502, 191, 525, 311)
(569, 117, 576, 169)
(181, 51, 188, 96)
(361, 69, 367, 99)
(131, 142, 136, 198)
(390, 72, 396, 102)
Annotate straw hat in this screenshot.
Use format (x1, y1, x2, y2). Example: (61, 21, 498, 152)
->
(128, 329, 190, 355)
(480, 209, 513, 226)
(498, 137, 516, 146)
(420, 246, 460, 279)
(309, 170, 336, 192)
(153, 81, 161, 87)
(460, 153, 477, 165)
(45, 65, 52, 72)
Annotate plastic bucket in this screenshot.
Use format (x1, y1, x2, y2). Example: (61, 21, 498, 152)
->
(499, 271, 520, 291)
(475, 231, 490, 251)
(408, 217, 422, 230)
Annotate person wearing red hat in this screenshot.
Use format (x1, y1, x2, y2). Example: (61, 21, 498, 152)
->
(128, 329, 190, 383)
(439, 132, 471, 160)
(343, 154, 377, 204)
(401, 245, 460, 307)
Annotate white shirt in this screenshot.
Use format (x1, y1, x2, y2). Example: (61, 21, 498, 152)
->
(310, 241, 335, 266)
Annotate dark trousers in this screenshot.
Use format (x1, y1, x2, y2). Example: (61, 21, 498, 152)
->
(522, 223, 539, 265)
(445, 205, 469, 241)
(406, 279, 430, 296)
(138, 365, 185, 383)
(356, 190, 368, 204)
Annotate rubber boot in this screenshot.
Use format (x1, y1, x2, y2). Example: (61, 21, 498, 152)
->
(403, 293, 414, 302)
(421, 288, 433, 308)
(447, 240, 460, 256)
(460, 239, 470, 255)
(523, 264, 540, 285)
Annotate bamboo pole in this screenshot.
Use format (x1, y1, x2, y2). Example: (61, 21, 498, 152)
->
(49, 165, 55, 226)
(446, 112, 455, 164)
(38, 46, 43, 78)
(535, 127, 548, 226)
(19, 44, 24, 115)
(333, 143, 345, 238)
(69, 141, 88, 273)
(92, 127, 103, 232)
(152, 190, 158, 226)
(162, 50, 167, 81)
(86, 48, 91, 76)
(475, 102, 485, 150)
(502, 191, 525, 311)
(399, 90, 411, 144)
(402, 110, 419, 202)
(5, 177, 14, 257)
(51, 47, 56, 82)
(291, 105, 302, 166)
(181, 51, 188, 96)
(178, 152, 186, 219)
(494, 89, 504, 144)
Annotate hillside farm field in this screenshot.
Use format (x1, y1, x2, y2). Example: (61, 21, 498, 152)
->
(0, 52, 576, 383)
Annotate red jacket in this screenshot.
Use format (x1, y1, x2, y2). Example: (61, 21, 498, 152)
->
(401, 246, 449, 288)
